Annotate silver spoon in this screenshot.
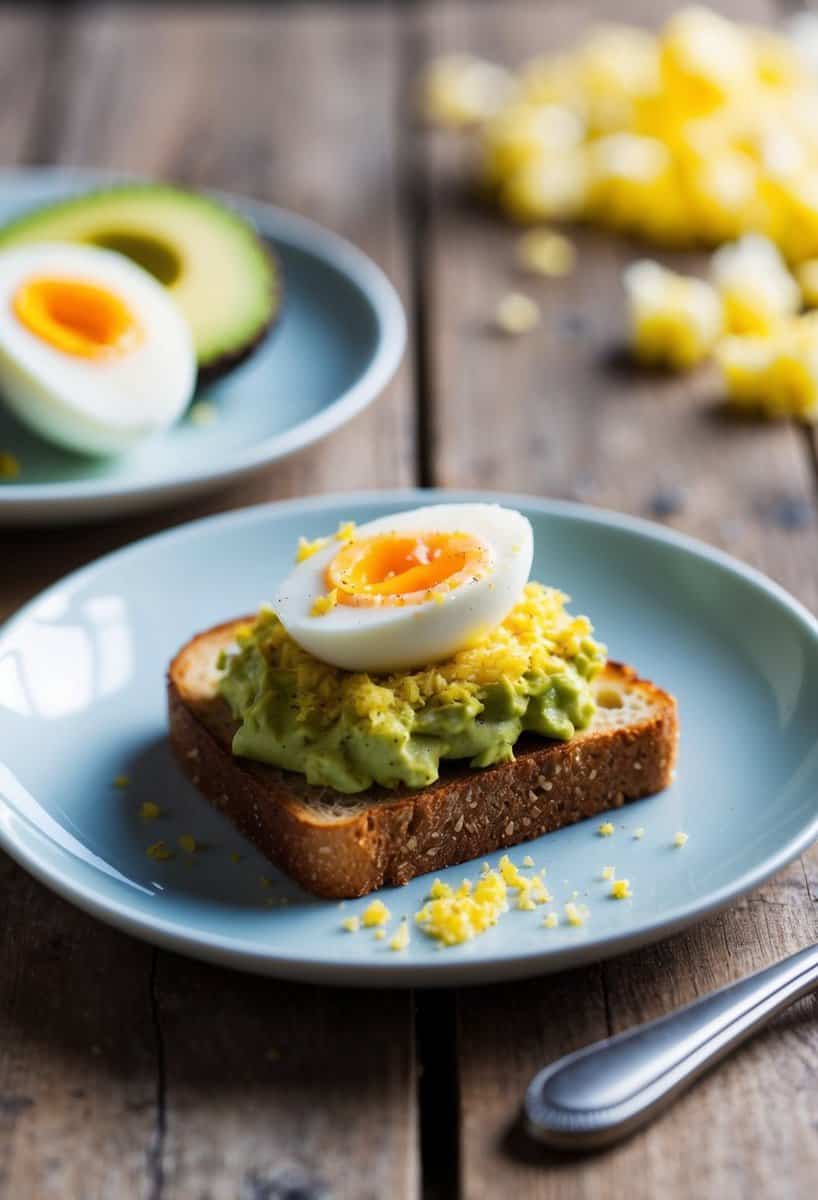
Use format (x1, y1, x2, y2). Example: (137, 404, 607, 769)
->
(525, 941, 818, 1150)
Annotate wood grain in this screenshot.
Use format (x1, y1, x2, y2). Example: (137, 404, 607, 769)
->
(419, 2, 818, 1197)
(0, 6, 418, 1199)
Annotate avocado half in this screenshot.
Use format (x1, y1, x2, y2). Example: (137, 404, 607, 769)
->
(0, 184, 281, 380)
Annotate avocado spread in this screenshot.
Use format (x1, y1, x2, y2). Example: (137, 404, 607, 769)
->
(218, 583, 606, 795)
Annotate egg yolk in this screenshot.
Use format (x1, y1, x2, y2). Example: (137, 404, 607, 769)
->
(12, 276, 140, 359)
(326, 530, 491, 607)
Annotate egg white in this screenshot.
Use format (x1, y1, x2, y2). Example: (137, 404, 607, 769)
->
(275, 503, 534, 673)
(0, 243, 196, 456)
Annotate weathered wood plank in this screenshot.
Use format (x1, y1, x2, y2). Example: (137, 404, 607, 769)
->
(420, 2, 818, 1197)
(0, 6, 418, 1199)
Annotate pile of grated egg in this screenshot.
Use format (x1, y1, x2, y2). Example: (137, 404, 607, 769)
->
(420, 8, 818, 420)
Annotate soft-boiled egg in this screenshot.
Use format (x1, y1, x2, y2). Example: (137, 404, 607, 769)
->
(275, 503, 534, 673)
(0, 243, 195, 455)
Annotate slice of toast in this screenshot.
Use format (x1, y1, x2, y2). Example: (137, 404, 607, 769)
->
(168, 619, 678, 899)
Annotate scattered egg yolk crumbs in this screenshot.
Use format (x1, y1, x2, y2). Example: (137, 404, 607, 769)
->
(601, 865, 615, 881)
(624, 260, 723, 370)
(610, 878, 633, 899)
(112, 774, 130, 790)
(310, 589, 339, 618)
(0, 452, 20, 480)
(336, 521, 357, 543)
(598, 822, 615, 837)
(374, 929, 386, 941)
(564, 901, 590, 927)
(711, 235, 800, 335)
(390, 921, 411, 951)
(341, 916, 360, 933)
(674, 831, 689, 847)
(717, 315, 818, 422)
(415, 856, 554, 945)
(420, 9, 818, 263)
(634, 826, 645, 840)
(296, 535, 329, 563)
(517, 229, 577, 277)
(415, 874, 508, 945)
(139, 801, 161, 820)
(146, 841, 173, 862)
(522, 855, 535, 868)
(543, 912, 559, 929)
(495, 292, 541, 335)
(178, 834, 197, 854)
(362, 899, 391, 927)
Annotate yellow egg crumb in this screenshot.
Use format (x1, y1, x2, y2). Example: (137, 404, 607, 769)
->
(517, 229, 577, 277)
(341, 916, 360, 933)
(564, 901, 590, 927)
(634, 826, 645, 840)
(112, 775, 130, 790)
(710, 235, 799, 335)
(296, 535, 329, 563)
(0, 452, 20, 480)
(390, 921, 410, 951)
(139, 801, 161, 820)
(601, 865, 615, 881)
(374, 929, 386, 941)
(419, 54, 513, 129)
(674, 831, 689, 848)
(146, 841, 173, 862)
(362, 899, 391, 927)
(416, 870, 508, 945)
(178, 834, 197, 854)
(522, 855, 535, 868)
(610, 878, 632, 899)
(624, 260, 723, 370)
(718, 315, 818, 421)
(598, 822, 615, 837)
(259, 876, 273, 889)
(543, 912, 559, 929)
(336, 521, 356, 542)
(495, 292, 541, 335)
(229, 852, 243, 864)
(188, 400, 217, 427)
(310, 589, 339, 618)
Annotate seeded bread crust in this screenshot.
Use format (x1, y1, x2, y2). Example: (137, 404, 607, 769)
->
(168, 619, 679, 899)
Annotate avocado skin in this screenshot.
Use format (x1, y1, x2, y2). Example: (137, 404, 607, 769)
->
(0, 183, 283, 381)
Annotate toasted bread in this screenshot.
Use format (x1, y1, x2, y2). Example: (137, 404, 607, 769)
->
(168, 619, 678, 898)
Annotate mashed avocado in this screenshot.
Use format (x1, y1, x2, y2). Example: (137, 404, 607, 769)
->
(218, 583, 606, 794)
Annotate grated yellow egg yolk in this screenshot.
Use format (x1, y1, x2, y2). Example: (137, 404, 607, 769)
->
(361, 899, 391, 927)
(610, 878, 632, 899)
(326, 529, 491, 609)
(296, 535, 329, 563)
(13, 275, 141, 359)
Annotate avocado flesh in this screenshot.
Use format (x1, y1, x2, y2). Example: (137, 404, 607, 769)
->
(0, 185, 280, 376)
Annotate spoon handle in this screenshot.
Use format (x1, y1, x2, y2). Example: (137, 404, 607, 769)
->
(525, 942, 818, 1150)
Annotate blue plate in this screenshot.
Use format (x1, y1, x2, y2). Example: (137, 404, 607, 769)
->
(1, 491, 817, 986)
(0, 169, 405, 525)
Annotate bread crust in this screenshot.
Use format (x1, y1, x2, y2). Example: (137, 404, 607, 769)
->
(168, 620, 678, 899)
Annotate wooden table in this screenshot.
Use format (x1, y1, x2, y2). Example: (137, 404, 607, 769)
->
(1, 3, 817, 1197)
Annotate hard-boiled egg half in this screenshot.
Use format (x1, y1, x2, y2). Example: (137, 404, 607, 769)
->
(0, 243, 195, 455)
(275, 504, 534, 673)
